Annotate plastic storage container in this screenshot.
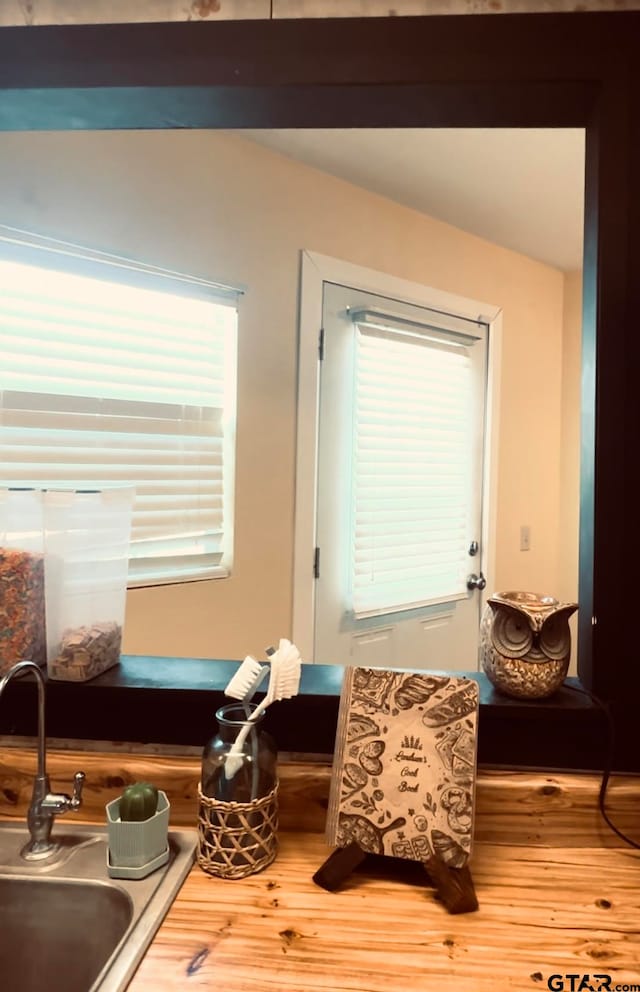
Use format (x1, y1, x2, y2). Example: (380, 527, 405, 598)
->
(43, 488, 133, 682)
(0, 488, 46, 675)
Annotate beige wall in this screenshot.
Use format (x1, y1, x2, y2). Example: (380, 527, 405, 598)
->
(0, 129, 575, 661)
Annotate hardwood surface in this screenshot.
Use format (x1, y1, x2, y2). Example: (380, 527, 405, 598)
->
(1, 748, 640, 991)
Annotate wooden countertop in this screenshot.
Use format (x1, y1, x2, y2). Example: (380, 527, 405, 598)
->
(129, 830, 640, 992)
(2, 749, 640, 991)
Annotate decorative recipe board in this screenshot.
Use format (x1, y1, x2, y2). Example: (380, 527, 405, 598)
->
(326, 668, 479, 867)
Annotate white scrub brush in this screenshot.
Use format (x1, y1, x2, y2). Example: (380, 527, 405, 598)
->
(223, 655, 269, 799)
(224, 655, 269, 714)
(224, 638, 302, 782)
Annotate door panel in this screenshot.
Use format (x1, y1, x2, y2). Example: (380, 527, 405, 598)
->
(314, 280, 488, 671)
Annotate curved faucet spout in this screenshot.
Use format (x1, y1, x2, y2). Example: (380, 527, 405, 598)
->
(0, 659, 84, 860)
(0, 660, 47, 780)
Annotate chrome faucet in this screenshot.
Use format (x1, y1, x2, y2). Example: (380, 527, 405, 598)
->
(0, 660, 85, 860)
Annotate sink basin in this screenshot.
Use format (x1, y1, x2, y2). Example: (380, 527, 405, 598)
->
(0, 822, 196, 992)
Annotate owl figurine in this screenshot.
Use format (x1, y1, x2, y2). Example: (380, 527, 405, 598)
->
(479, 591, 578, 699)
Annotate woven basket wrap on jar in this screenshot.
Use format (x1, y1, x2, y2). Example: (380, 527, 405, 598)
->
(197, 782, 278, 879)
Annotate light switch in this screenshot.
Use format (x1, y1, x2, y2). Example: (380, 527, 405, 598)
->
(520, 525, 531, 551)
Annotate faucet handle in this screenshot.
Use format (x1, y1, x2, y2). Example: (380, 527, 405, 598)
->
(70, 771, 85, 810)
(41, 770, 86, 816)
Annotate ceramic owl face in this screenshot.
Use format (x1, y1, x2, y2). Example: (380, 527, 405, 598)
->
(479, 591, 578, 699)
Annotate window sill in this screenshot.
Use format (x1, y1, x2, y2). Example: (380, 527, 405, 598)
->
(127, 565, 230, 588)
(0, 655, 612, 771)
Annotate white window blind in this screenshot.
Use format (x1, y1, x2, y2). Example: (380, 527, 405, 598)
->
(0, 229, 239, 585)
(350, 312, 480, 618)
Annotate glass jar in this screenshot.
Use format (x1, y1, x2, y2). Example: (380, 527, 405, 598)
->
(201, 702, 277, 804)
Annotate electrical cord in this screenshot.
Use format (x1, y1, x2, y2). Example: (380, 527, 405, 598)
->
(565, 683, 640, 850)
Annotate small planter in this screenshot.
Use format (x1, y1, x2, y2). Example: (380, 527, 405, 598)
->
(106, 789, 170, 879)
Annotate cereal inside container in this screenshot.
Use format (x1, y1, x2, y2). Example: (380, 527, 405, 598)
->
(43, 488, 134, 682)
(0, 489, 46, 675)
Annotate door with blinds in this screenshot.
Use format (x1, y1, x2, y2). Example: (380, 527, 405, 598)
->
(314, 281, 488, 671)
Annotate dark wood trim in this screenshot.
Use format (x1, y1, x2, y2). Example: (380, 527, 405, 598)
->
(578, 81, 630, 697)
(0, 658, 612, 771)
(0, 13, 633, 88)
(0, 83, 600, 132)
(0, 12, 628, 132)
(0, 11, 638, 768)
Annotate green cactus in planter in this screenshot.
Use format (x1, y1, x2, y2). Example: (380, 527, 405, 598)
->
(119, 782, 159, 822)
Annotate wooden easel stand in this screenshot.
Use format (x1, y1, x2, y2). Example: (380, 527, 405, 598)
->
(312, 843, 479, 915)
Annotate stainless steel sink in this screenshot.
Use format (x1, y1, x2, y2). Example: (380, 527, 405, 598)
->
(0, 822, 196, 992)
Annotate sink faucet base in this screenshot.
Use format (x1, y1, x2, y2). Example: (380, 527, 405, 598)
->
(0, 660, 85, 860)
(21, 841, 60, 861)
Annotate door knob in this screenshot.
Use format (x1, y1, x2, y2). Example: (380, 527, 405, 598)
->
(466, 572, 486, 591)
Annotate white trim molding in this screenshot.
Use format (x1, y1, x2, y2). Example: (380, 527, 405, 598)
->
(292, 249, 502, 663)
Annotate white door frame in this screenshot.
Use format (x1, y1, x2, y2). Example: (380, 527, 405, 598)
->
(292, 250, 503, 664)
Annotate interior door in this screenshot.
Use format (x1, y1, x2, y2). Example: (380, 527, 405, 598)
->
(314, 280, 488, 671)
